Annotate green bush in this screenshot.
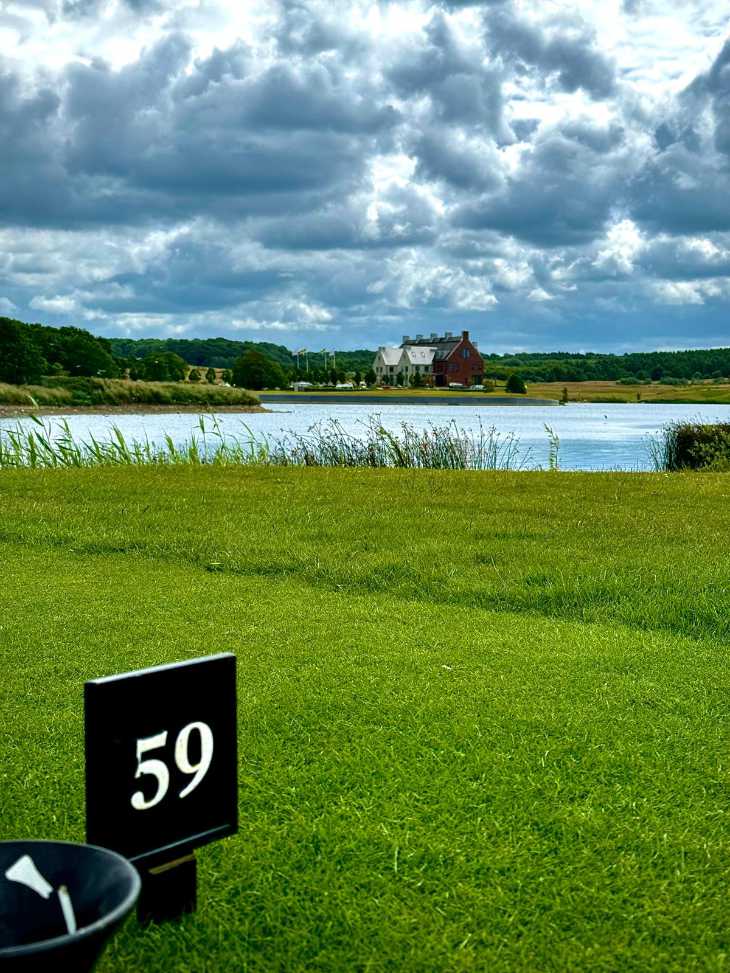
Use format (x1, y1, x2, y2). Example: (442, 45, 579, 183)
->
(505, 374, 527, 394)
(652, 421, 730, 471)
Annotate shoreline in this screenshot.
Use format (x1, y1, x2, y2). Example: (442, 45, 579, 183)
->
(258, 392, 558, 406)
(0, 404, 269, 419)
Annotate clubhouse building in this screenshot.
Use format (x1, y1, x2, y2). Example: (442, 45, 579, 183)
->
(372, 330, 484, 387)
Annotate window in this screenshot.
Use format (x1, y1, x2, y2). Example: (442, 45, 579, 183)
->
(462, 348, 470, 359)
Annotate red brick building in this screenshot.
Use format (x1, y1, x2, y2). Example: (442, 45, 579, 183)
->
(403, 330, 484, 387)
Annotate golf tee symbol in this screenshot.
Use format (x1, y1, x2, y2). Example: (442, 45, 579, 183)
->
(5, 854, 77, 935)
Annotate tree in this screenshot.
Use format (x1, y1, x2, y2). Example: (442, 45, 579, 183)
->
(205, 367, 217, 384)
(142, 352, 188, 382)
(506, 373, 527, 394)
(221, 369, 233, 385)
(188, 368, 201, 383)
(410, 370, 424, 388)
(396, 371, 404, 386)
(354, 370, 362, 385)
(231, 350, 287, 390)
(365, 368, 376, 385)
(40, 327, 119, 378)
(0, 318, 46, 384)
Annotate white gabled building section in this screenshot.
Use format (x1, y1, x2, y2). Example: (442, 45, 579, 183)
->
(400, 345, 436, 382)
(373, 345, 402, 383)
(373, 343, 435, 384)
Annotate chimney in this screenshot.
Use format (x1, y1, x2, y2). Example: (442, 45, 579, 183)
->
(430, 332, 437, 341)
(462, 330, 469, 340)
(402, 335, 410, 345)
(416, 333, 423, 340)
(445, 331, 453, 338)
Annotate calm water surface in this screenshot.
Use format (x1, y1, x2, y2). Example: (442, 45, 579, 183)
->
(3, 402, 730, 471)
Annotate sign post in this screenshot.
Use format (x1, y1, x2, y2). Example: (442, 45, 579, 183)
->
(85, 653, 237, 923)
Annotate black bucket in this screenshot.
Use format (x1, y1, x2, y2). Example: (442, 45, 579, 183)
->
(0, 840, 141, 972)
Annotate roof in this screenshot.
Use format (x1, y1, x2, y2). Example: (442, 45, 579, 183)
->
(402, 333, 462, 360)
(375, 347, 402, 366)
(403, 346, 435, 365)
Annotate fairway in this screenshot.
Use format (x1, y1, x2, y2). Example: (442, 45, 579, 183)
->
(1, 467, 728, 971)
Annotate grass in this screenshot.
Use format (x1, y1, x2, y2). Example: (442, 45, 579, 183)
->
(1, 466, 729, 971)
(0, 378, 260, 409)
(260, 381, 730, 404)
(531, 380, 730, 404)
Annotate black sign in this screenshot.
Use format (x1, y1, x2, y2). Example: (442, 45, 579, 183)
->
(85, 654, 237, 865)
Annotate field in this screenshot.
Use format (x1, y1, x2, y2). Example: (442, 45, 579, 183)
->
(261, 382, 730, 404)
(531, 381, 730, 404)
(1, 466, 728, 971)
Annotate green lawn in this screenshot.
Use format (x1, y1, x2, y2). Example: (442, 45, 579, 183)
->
(1, 467, 728, 971)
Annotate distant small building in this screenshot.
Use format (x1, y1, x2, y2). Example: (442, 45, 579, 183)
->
(372, 331, 483, 387)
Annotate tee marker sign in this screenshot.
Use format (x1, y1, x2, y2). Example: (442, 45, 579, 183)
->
(85, 654, 237, 869)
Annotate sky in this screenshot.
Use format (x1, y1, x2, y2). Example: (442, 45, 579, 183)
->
(1, 0, 729, 353)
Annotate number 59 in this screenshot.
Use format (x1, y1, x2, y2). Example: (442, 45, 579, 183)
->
(131, 722, 214, 811)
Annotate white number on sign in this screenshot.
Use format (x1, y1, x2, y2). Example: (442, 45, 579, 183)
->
(131, 731, 170, 810)
(130, 722, 214, 810)
(175, 721, 214, 799)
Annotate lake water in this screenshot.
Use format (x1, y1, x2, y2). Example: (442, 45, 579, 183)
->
(2, 402, 730, 471)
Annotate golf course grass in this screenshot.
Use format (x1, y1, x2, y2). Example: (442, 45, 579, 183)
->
(1, 466, 728, 971)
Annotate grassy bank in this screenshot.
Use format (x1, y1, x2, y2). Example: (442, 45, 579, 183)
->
(1, 466, 728, 972)
(531, 380, 730, 403)
(0, 378, 260, 411)
(267, 381, 730, 404)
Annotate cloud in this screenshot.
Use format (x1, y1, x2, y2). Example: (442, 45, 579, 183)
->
(485, 6, 617, 100)
(453, 123, 629, 246)
(387, 12, 508, 137)
(0, 0, 729, 352)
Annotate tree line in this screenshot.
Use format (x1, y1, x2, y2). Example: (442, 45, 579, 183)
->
(3, 315, 730, 389)
(482, 349, 730, 383)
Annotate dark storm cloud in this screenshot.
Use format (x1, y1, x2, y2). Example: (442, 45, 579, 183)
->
(91, 237, 289, 314)
(275, 0, 366, 58)
(438, 0, 508, 8)
(410, 128, 501, 191)
(254, 185, 439, 251)
(387, 13, 507, 136)
(485, 6, 616, 100)
(453, 124, 625, 246)
(697, 39, 730, 157)
(61, 0, 165, 15)
(638, 237, 730, 281)
(629, 147, 730, 235)
(0, 64, 74, 225)
(0, 32, 397, 230)
(627, 44, 730, 235)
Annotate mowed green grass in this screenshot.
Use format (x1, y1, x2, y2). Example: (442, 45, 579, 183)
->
(1, 466, 728, 971)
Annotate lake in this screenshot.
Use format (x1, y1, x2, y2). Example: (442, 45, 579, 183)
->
(2, 402, 730, 471)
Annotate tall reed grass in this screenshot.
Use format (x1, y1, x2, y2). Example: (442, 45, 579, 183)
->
(0, 416, 528, 471)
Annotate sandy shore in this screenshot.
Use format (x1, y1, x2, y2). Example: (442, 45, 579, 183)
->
(0, 404, 269, 419)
